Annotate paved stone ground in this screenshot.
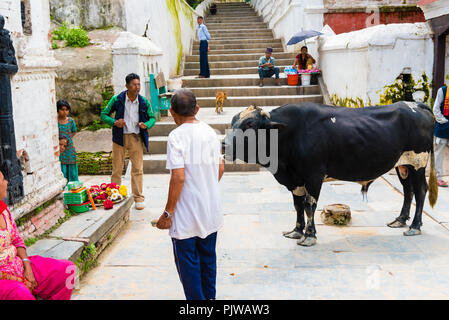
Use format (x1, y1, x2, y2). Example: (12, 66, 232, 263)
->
(72, 172, 449, 300)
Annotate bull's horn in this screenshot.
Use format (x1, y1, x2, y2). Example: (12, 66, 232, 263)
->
(261, 110, 271, 118)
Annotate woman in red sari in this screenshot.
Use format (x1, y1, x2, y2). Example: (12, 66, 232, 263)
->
(0, 167, 76, 300)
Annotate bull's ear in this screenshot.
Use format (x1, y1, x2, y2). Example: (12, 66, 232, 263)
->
(266, 121, 287, 130)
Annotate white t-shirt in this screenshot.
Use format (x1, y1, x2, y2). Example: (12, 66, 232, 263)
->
(166, 121, 223, 240)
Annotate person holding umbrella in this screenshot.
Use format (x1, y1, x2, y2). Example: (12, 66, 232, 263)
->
(287, 30, 322, 71)
(293, 46, 316, 71)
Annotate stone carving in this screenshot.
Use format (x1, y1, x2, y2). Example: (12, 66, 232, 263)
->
(0, 15, 24, 205)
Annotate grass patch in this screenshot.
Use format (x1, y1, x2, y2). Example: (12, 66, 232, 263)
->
(75, 243, 97, 274)
(77, 152, 113, 175)
(52, 22, 90, 48)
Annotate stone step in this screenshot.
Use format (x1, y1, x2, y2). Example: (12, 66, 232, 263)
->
(143, 154, 261, 174)
(186, 52, 295, 62)
(27, 197, 133, 274)
(148, 134, 225, 155)
(185, 58, 293, 70)
(211, 7, 254, 11)
(210, 29, 273, 35)
(209, 8, 256, 11)
(194, 47, 283, 55)
(189, 85, 321, 97)
(208, 36, 275, 42)
(192, 43, 282, 51)
(196, 94, 323, 108)
(182, 75, 289, 87)
(207, 23, 268, 30)
(184, 65, 288, 76)
(193, 38, 278, 46)
(206, 17, 263, 23)
(148, 106, 279, 136)
(210, 32, 274, 40)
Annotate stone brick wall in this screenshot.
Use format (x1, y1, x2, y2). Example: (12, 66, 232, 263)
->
(324, 9, 426, 34)
(324, 0, 420, 9)
(18, 199, 65, 240)
(323, 0, 425, 34)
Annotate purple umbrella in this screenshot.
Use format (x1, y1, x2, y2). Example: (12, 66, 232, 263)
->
(287, 30, 323, 46)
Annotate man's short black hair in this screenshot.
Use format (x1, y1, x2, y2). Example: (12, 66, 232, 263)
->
(301, 46, 308, 51)
(126, 73, 140, 85)
(59, 135, 69, 142)
(198, 16, 204, 20)
(57, 99, 71, 111)
(171, 89, 197, 116)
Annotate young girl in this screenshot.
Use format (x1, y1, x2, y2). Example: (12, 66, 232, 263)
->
(57, 100, 79, 182)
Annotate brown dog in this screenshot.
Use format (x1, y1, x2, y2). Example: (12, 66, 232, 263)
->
(215, 91, 227, 114)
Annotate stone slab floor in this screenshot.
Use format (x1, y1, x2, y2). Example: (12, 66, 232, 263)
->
(73, 172, 449, 300)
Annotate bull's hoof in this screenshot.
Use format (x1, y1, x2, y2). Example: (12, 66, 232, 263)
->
(387, 219, 407, 228)
(298, 237, 317, 247)
(403, 228, 422, 236)
(282, 229, 304, 240)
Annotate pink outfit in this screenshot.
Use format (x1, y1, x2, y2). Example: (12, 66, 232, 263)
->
(0, 201, 76, 300)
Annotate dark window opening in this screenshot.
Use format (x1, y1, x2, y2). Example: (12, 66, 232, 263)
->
(20, 1, 32, 36)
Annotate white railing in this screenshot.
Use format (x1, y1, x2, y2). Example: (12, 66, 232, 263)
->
(251, 0, 325, 53)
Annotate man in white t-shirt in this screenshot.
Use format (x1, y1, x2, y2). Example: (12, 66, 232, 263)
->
(156, 88, 225, 300)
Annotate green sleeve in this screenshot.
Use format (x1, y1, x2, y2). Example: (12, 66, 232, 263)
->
(271, 57, 275, 66)
(71, 118, 77, 133)
(100, 96, 117, 126)
(142, 96, 156, 130)
(258, 57, 264, 66)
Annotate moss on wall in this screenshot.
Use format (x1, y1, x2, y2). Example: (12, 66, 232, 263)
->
(378, 72, 431, 106)
(166, 0, 183, 74)
(77, 152, 113, 175)
(181, 0, 195, 29)
(331, 94, 372, 108)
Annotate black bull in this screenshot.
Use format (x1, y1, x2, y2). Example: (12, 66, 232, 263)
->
(223, 102, 438, 247)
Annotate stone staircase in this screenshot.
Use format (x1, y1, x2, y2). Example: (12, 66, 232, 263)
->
(144, 2, 323, 174)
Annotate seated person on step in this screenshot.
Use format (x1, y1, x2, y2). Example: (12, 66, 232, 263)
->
(258, 47, 280, 87)
(0, 167, 76, 300)
(293, 46, 316, 71)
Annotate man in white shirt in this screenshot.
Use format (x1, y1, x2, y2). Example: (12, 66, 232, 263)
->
(197, 16, 211, 78)
(101, 73, 156, 210)
(156, 88, 224, 300)
(433, 84, 449, 187)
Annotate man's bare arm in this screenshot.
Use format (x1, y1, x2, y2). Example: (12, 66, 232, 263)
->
(219, 157, 224, 182)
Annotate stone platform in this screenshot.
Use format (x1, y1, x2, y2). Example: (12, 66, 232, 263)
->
(73, 172, 449, 299)
(28, 186, 133, 277)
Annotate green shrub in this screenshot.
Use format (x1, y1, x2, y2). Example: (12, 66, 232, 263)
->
(87, 120, 111, 131)
(52, 23, 90, 48)
(52, 22, 70, 41)
(65, 27, 90, 47)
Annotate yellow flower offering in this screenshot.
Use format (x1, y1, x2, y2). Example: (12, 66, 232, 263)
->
(119, 185, 128, 197)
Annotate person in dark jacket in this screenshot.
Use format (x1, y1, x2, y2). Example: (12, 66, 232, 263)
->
(101, 73, 156, 209)
(433, 84, 449, 187)
(210, 3, 217, 15)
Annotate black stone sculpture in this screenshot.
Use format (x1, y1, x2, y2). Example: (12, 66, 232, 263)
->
(0, 16, 24, 205)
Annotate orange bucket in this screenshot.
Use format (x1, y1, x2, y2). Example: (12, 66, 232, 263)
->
(287, 73, 299, 86)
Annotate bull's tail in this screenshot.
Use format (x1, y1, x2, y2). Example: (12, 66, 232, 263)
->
(428, 143, 438, 208)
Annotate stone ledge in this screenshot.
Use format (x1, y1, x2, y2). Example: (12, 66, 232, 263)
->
(27, 197, 133, 264)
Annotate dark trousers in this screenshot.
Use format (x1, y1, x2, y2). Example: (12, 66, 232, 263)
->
(172, 232, 217, 300)
(258, 67, 280, 79)
(199, 40, 210, 78)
